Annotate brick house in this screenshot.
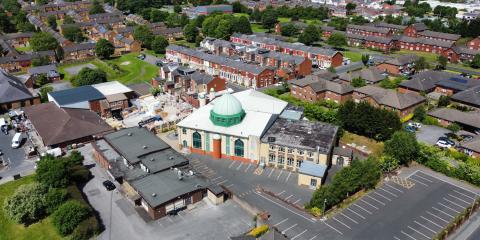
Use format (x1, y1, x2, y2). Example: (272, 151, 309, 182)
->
(398, 70, 460, 95)
(367, 22, 406, 35)
(346, 33, 395, 53)
(467, 37, 480, 50)
(274, 21, 308, 34)
(428, 108, 480, 133)
(403, 23, 428, 37)
(338, 67, 386, 85)
(48, 85, 106, 114)
(346, 24, 393, 37)
(376, 54, 419, 76)
(434, 76, 480, 96)
(353, 85, 426, 117)
(0, 70, 40, 111)
(62, 43, 96, 62)
(416, 30, 460, 43)
(3, 32, 34, 48)
(290, 74, 354, 103)
(451, 85, 480, 110)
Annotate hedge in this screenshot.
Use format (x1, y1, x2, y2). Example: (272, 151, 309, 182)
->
(248, 224, 269, 237)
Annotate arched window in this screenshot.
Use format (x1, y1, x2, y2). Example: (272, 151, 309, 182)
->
(234, 139, 244, 157)
(182, 140, 187, 148)
(192, 132, 202, 149)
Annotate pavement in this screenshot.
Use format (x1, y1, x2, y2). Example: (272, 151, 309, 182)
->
(79, 144, 254, 240)
(142, 53, 162, 66)
(415, 125, 451, 145)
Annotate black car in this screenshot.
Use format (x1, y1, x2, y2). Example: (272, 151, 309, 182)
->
(102, 180, 116, 191)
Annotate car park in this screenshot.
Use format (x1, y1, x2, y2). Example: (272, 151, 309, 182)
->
(438, 136, 455, 146)
(102, 180, 116, 191)
(11, 132, 23, 149)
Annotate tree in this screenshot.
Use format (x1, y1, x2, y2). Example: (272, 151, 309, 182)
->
(437, 55, 448, 69)
(3, 183, 47, 224)
(133, 25, 154, 49)
(361, 54, 370, 65)
(438, 95, 450, 107)
(47, 15, 57, 30)
(151, 36, 169, 54)
(63, 25, 85, 43)
(280, 23, 299, 37)
(215, 19, 232, 40)
(44, 188, 68, 214)
(30, 32, 59, 52)
(35, 74, 49, 87)
(346, 3, 357, 15)
(415, 57, 431, 71)
(384, 131, 419, 165)
(413, 106, 426, 122)
(174, 5, 182, 13)
(89, 0, 105, 14)
(298, 24, 321, 46)
(63, 15, 75, 24)
(0, 12, 16, 33)
(52, 201, 90, 236)
(327, 32, 347, 48)
(39, 86, 53, 102)
(36, 155, 70, 188)
(351, 77, 366, 87)
(231, 16, 252, 34)
(471, 54, 480, 69)
(184, 23, 199, 43)
(31, 56, 51, 67)
(95, 39, 114, 59)
(232, 1, 248, 13)
(36, 0, 49, 5)
(250, 7, 261, 22)
(261, 9, 278, 29)
(72, 68, 107, 86)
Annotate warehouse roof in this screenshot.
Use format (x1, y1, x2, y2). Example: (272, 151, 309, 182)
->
(48, 85, 105, 105)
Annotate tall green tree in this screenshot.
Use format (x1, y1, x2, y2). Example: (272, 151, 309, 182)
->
(30, 32, 59, 51)
(184, 22, 199, 43)
(95, 39, 115, 59)
(351, 77, 366, 87)
(35, 155, 69, 188)
(280, 23, 299, 37)
(361, 54, 370, 65)
(471, 54, 480, 69)
(298, 24, 321, 46)
(415, 57, 431, 71)
(261, 9, 278, 29)
(89, 0, 105, 14)
(63, 15, 75, 24)
(47, 15, 57, 30)
(52, 201, 90, 236)
(437, 55, 448, 69)
(0, 12, 16, 33)
(151, 35, 169, 54)
(231, 16, 252, 34)
(72, 68, 107, 86)
(63, 25, 85, 43)
(384, 131, 419, 165)
(327, 32, 347, 48)
(133, 25, 154, 48)
(346, 3, 357, 15)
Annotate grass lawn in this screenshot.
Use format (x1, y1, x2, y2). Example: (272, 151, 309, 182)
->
(278, 17, 291, 23)
(343, 51, 363, 62)
(173, 39, 196, 49)
(0, 175, 63, 240)
(393, 50, 438, 63)
(340, 131, 384, 157)
(233, 13, 249, 18)
(15, 44, 32, 52)
(252, 24, 269, 33)
(144, 49, 165, 58)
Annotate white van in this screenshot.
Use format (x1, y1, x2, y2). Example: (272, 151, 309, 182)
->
(0, 118, 6, 129)
(11, 132, 23, 148)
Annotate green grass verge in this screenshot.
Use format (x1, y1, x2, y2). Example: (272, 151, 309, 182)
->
(173, 39, 196, 49)
(343, 51, 363, 62)
(15, 44, 32, 52)
(252, 24, 268, 33)
(144, 50, 165, 58)
(233, 13, 249, 18)
(278, 17, 291, 23)
(393, 50, 438, 63)
(0, 175, 63, 240)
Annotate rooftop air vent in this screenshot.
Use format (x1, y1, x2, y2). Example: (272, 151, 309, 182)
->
(143, 145, 148, 149)
(150, 158, 155, 161)
(152, 193, 157, 197)
(127, 132, 132, 136)
(169, 156, 174, 160)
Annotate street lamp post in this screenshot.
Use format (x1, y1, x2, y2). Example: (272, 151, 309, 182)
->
(323, 198, 327, 216)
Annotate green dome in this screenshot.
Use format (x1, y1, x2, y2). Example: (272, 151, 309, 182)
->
(210, 94, 246, 127)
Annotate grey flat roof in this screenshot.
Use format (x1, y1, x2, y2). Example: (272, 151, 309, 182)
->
(298, 161, 327, 178)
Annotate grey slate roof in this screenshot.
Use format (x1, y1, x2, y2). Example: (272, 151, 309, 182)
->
(346, 33, 393, 44)
(347, 24, 391, 34)
(369, 22, 406, 31)
(335, 61, 364, 74)
(417, 30, 461, 41)
(355, 85, 426, 110)
(451, 85, 480, 108)
(460, 136, 480, 153)
(383, 54, 419, 66)
(399, 70, 459, 92)
(49, 85, 105, 105)
(397, 36, 455, 48)
(63, 43, 96, 53)
(298, 161, 327, 178)
(428, 108, 480, 129)
(188, 71, 215, 85)
(260, 118, 339, 153)
(338, 67, 386, 84)
(0, 70, 35, 104)
(28, 64, 57, 75)
(436, 76, 480, 91)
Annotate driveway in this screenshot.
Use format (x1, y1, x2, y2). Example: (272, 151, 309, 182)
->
(416, 125, 451, 145)
(143, 54, 162, 66)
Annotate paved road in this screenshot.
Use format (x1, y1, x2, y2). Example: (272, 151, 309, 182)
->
(143, 53, 162, 66)
(416, 125, 451, 145)
(446, 66, 480, 76)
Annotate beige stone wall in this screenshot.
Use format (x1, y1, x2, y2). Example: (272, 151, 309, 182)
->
(298, 174, 322, 189)
(207, 190, 224, 205)
(260, 142, 329, 171)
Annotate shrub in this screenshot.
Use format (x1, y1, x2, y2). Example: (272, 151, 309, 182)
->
(36, 155, 69, 188)
(384, 131, 419, 165)
(70, 165, 91, 183)
(68, 150, 84, 166)
(422, 116, 439, 126)
(248, 224, 269, 237)
(44, 188, 68, 214)
(52, 201, 90, 236)
(3, 183, 47, 224)
(400, 113, 414, 123)
(70, 217, 101, 240)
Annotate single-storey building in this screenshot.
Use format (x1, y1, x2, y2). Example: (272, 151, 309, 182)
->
(0, 70, 40, 112)
(427, 108, 480, 133)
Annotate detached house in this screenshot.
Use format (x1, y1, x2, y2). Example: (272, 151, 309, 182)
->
(338, 67, 386, 85)
(290, 73, 354, 103)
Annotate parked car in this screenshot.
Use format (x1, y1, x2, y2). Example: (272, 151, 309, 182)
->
(408, 122, 421, 129)
(436, 139, 454, 148)
(460, 135, 474, 142)
(102, 180, 116, 191)
(137, 54, 146, 60)
(438, 136, 455, 146)
(0, 149, 3, 156)
(405, 125, 416, 133)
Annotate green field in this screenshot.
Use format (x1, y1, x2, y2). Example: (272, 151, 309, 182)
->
(15, 44, 32, 52)
(393, 50, 438, 62)
(278, 17, 291, 23)
(59, 53, 160, 84)
(172, 39, 196, 49)
(0, 176, 63, 240)
(252, 24, 269, 33)
(233, 13, 249, 18)
(343, 51, 363, 62)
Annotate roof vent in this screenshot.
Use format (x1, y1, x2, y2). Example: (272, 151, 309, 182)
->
(152, 193, 157, 197)
(169, 156, 174, 160)
(127, 132, 133, 136)
(143, 145, 148, 149)
(308, 131, 312, 134)
(150, 158, 154, 161)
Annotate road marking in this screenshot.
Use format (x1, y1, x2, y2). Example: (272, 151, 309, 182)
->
(211, 176, 222, 181)
(340, 212, 358, 224)
(255, 192, 316, 223)
(420, 216, 443, 229)
(360, 199, 379, 210)
(291, 229, 308, 240)
(277, 170, 284, 180)
(374, 192, 392, 201)
(217, 179, 228, 185)
(347, 208, 365, 219)
(268, 168, 274, 178)
(448, 194, 472, 205)
(437, 202, 461, 214)
(443, 197, 468, 208)
(385, 184, 404, 193)
(379, 187, 398, 197)
(366, 195, 386, 205)
(453, 190, 476, 201)
(324, 221, 343, 235)
(293, 199, 301, 205)
(285, 172, 292, 182)
(354, 204, 372, 214)
(273, 218, 288, 227)
(432, 206, 455, 218)
(277, 190, 286, 196)
(394, 236, 401, 240)
(426, 211, 449, 223)
(408, 226, 430, 239)
(285, 195, 294, 201)
(225, 183, 234, 188)
(228, 161, 236, 168)
(406, 170, 420, 179)
(244, 163, 252, 173)
(414, 174, 433, 183)
(420, 171, 479, 196)
(409, 178, 429, 187)
(309, 234, 319, 240)
(401, 230, 418, 240)
(333, 217, 351, 229)
(236, 162, 244, 170)
(414, 220, 436, 234)
(281, 223, 298, 234)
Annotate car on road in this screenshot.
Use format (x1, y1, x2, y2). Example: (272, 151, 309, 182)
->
(408, 122, 421, 129)
(137, 54, 146, 60)
(102, 180, 116, 191)
(405, 125, 416, 133)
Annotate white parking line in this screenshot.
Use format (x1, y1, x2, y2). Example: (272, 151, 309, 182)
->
(401, 230, 417, 240)
(293, 199, 301, 205)
(438, 202, 461, 214)
(277, 190, 286, 196)
(409, 178, 429, 187)
(406, 170, 420, 179)
(379, 187, 398, 197)
(408, 226, 430, 239)
(360, 199, 379, 210)
(273, 218, 289, 227)
(420, 171, 479, 196)
(394, 236, 401, 240)
(217, 179, 228, 185)
(333, 217, 351, 229)
(340, 212, 358, 224)
(347, 208, 366, 219)
(414, 174, 433, 182)
(225, 183, 234, 188)
(255, 192, 316, 223)
(324, 221, 343, 235)
(385, 184, 404, 193)
(281, 223, 298, 234)
(426, 211, 449, 223)
(236, 162, 244, 170)
(453, 190, 476, 201)
(354, 204, 373, 214)
(291, 229, 308, 240)
(268, 168, 275, 178)
(309, 234, 319, 240)
(414, 220, 436, 234)
(366, 195, 386, 205)
(228, 161, 236, 168)
(374, 192, 392, 201)
(444, 197, 468, 208)
(285, 172, 292, 182)
(277, 170, 284, 180)
(420, 216, 443, 229)
(448, 194, 472, 205)
(285, 195, 294, 200)
(211, 176, 222, 181)
(244, 163, 251, 172)
(432, 206, 455, 218)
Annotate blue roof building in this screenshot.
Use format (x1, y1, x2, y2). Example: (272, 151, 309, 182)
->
(48, 85, 105, 110)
